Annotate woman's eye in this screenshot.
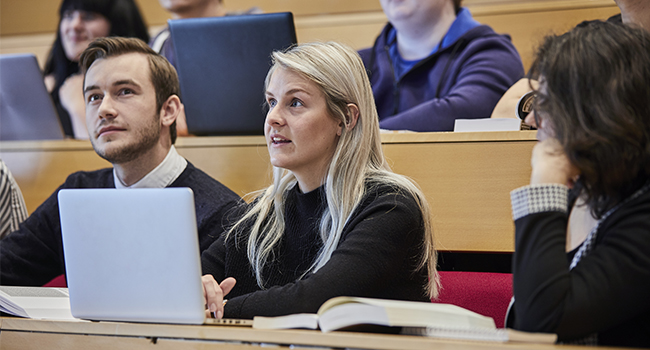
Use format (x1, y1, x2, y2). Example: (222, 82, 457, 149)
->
(267, 99, 277, 108)
(290, 99, 303, 107)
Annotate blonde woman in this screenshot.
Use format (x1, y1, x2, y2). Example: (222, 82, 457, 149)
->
(201, 42, 438, 319)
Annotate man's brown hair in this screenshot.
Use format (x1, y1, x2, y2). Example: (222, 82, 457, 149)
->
(80, 37, 180, 144)
(453, 0, 462, 13)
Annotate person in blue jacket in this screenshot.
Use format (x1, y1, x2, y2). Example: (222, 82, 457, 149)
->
(359, 0, 524, 132)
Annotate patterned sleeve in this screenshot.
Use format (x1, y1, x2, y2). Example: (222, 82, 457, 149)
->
(510, 184, 569, 221)
(0, 160, 28, 239)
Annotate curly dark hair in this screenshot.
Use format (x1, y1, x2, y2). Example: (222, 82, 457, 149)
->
(528, 21, 650, 218)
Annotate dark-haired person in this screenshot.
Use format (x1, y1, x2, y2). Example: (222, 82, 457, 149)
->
(508, 21, 650, 347)
(358, 0, 523, 132)
(0, 37, 240, 287)
(491, 0, 649, 120)
(44, 0, 150, 139)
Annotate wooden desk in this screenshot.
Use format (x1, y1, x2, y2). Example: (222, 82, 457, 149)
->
(0, 317, 628, 350)
(0, 131, 537, 252)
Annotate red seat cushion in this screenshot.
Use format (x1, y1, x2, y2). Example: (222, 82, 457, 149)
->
(43, 274, 67, 288)
(433, 271, 512, 328)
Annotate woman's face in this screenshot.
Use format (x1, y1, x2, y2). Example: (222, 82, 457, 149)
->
(60, 9, 111, 62)
(264, 67, 343, 191)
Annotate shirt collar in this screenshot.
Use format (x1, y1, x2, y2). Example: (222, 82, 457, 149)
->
(114, 146, 188, 189)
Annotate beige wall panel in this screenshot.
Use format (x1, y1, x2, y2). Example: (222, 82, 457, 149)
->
(475, 6, 620, 70)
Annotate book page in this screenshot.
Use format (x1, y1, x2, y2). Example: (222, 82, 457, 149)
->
(253, 313, 319, 330)
(0, 286, 78, 321)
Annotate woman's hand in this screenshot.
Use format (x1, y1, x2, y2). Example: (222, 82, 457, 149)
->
(530, 138, 580, 187)
(202, 275, 236, 319)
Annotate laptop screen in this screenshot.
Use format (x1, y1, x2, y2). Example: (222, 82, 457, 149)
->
(58, 188, 206, 324)
(169, 12, 297, 136)
(0, 54, 64, 141)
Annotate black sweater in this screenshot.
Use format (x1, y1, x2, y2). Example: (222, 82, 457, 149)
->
(0, 162, 240, 286)
(510, 184, 650, 347)
(202, 183, 430, 319)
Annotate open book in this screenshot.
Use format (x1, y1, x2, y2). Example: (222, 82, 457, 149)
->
(253, 296, 556, 343)
(0, 286, 78, 321)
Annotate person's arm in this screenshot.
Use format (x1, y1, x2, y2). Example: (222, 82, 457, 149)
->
(511, 141, 650, 340)
(379, 38, 524, 131)
(58, 74, 89, 139)
(204, 191, 426, 319)
(490, 78, 539, 119)
(0, 185, 67, 286)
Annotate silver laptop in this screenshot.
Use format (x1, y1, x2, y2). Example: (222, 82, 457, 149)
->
(58, 188, 205, 324)
(0, 54, 64, 141)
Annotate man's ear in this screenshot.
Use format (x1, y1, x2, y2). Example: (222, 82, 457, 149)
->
(160, 95, 181, 127)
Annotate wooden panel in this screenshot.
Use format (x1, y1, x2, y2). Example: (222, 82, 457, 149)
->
(0, 317, 610, 350)
(0, 132, 537, 252)
(475, 6, 619, 70)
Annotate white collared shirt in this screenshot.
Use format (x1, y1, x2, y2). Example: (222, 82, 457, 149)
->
(114, 146, 188, 189)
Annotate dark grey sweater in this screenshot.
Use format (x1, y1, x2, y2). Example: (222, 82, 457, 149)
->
(202, 183, 430, 319)
(0, 162, 240, 286)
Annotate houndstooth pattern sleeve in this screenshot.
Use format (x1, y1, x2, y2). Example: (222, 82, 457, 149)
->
(510, 184, 569, 221)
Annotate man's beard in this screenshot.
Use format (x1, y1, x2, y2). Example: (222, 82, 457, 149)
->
(92, 120, 161, 164)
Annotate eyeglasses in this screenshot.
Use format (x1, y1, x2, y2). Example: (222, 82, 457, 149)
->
(516, 91, 536, 121)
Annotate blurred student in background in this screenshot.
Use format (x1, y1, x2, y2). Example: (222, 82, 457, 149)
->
(359, 0, 523, 132)
(44, 0, 149, 139)
(508, 21, 650, 347)
(201, 42, 438, 319)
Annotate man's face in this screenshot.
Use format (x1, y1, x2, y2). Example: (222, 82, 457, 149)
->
(84, 53, 162, 164)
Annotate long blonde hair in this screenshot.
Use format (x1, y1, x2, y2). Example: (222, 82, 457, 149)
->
(227, 42, 439, 298)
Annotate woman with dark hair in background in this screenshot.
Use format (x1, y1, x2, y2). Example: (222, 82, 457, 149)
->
(508, 21, 650, 347)
(44, 0, 149, 139)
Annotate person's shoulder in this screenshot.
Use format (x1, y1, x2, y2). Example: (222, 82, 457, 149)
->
(363, 178, 420, 207)
(62, 168, 114, 188)
(176, 162, 240, 201)
(359, 23, 392, 55)
(460, 24, 514, 45)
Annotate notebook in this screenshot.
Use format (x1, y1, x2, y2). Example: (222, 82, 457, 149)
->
(169, 12, 297, 136)
(0, 54, 64, 141)
(58, 188, 206, 324)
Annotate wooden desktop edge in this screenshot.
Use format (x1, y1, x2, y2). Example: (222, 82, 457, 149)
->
(0, 317, 628, 350)
(0, 131, 538, 151)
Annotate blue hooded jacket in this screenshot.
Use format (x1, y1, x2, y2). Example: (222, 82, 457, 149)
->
(359, 8, 524, 132)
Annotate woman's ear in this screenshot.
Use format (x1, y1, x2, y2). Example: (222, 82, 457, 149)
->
(160, 95, 181, 128)
(345, 103, 360, 130)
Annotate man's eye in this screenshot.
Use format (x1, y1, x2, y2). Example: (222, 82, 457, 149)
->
(120, 88, 134, 95)
(88, 94, 102, 103)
